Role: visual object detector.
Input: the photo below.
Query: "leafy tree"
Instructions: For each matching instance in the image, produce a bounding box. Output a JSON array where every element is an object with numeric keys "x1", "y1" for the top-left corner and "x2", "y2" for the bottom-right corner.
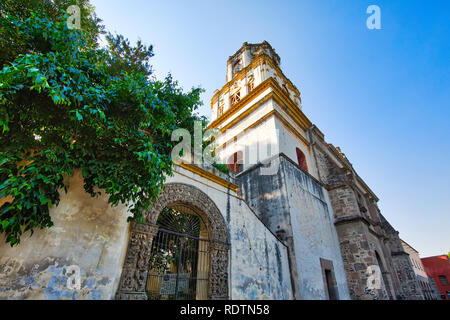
[
  {"x1": 0, "y1": 0, "x2": 103, "y2": 66},
  {"x1": 105, "y1": 33, "x2": 154, "y2": 78},
  {"x1": 0, "y1": 2, "x2": 205, "y2": 245}
]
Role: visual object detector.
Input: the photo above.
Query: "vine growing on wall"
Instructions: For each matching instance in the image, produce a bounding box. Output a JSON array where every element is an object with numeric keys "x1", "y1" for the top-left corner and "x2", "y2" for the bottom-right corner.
[{"x1": 0, "y1": 1, "x2": 206, "y2": 246}]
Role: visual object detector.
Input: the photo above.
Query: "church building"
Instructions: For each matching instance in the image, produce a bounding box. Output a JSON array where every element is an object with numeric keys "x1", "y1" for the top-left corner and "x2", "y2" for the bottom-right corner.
[{"x1": 0, "y1": 42, "x2": 422, "y2": 300}]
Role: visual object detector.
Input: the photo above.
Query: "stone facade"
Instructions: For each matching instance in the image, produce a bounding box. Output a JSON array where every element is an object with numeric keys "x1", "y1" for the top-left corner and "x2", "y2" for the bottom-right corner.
[
  {"x1": 401, "y1": 240, "x2": 435, "y2": 300},
  {"x1": 0, "y1": 41, "x2": 423, "y2": 300},
  {"x1": 309, "y1": 125, "x2": 423, "y2": 300}
]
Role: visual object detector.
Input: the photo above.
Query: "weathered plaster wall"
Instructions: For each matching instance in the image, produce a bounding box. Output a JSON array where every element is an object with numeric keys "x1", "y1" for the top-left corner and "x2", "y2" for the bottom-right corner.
[
  {"x1": 229, "y1": 199, "x2": 293, "y2": 300},
  {"x1": 237, "y1": 154, "x2": 350, "y2": 300},
  {"x1": 236, "y1": 155, "x2": 300, "y2": 298},
  {"x1": 216, "y1": 102, "x2": 278, "y2": 172},
  {"x1": 281, "y1": 157, "x2": 350, "y2": 300},
  {"x1": 0, "y1": 170, "x2": 131, "y2": 300},
  {"x1": 0, "y1": 165, "x2": 293, "y2": 300},
  {"x1": 273, "y1": 106, "x2": 317, "y2": 179},
  {"x1": 167, "y1": 166, "x2": 294, "y2": 300}
]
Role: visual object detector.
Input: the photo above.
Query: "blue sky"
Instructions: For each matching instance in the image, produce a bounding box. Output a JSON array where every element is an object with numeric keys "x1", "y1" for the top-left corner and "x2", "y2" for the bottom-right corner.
[{"x1": 91, "y1": 0, "x2": 449, "y2": 257}]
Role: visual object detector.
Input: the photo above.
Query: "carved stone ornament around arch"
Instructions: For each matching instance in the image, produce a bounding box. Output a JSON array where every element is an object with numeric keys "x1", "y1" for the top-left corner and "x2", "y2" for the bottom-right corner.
[{"x1": 115, "y1": 183, "x2": 230, "y2": 300}]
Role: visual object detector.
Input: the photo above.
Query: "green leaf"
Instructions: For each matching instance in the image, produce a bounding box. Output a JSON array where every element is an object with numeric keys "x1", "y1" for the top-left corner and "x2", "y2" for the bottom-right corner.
[{"x1": 1, "y1": 221, "x2": 9, "y2": 229}]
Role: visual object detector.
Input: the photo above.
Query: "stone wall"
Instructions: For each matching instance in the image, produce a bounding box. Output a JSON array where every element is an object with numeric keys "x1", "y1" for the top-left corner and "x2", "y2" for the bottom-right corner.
[
  {"x1": 381, "y1": 216, "x2": 423, "y2": 299},
  {"x1": 401, "y1": 240, "x2": 434, "y2": 299},
  {"x1": 309, "y1": 125, "x2": 423, "y2": 300},
  {"x1": 312, "y1": 135, "x2": 400, "y2": 299},
  {"x1": 334, "y1": 221, "x2": 388, "y2": 299}
]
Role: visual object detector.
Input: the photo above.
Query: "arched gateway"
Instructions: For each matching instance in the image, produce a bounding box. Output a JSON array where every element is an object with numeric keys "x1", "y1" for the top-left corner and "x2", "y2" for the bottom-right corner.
[{"x1": 116, "y1": 183, "x2": 230, "y2": 300}]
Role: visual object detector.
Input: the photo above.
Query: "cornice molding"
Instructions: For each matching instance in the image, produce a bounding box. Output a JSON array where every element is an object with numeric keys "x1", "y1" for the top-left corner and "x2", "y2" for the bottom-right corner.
[
  {"x1": 213, "y1": 108, "x2": 310, "y2": 153},
  {"x1": 211, "y1": 54, "x2": 302, "y2": 106},
  {"x1": 176, "y1": 163, "x2": 239, "y2": 193},
  {"x1": 391, "y1": 251, "x2": 410, "y2": 257},
  {"x1": 208, "y1": 77, "x2": 272, "y2": 128},
  {"x1": 207, "y1": 77, "x2": 311, "y2": 131},
  {"x1": 213, "y1": 109, "x2": 277, "y2": 152}
]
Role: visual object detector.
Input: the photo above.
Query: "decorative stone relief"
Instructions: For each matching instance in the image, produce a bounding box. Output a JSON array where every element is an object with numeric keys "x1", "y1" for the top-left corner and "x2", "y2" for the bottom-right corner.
[
  {"x1": 115, "y1": 222, "x2": 158, "y2": 300},
  {"x1": 116, "y1": 183, "x2": 230, "y2": 300}
]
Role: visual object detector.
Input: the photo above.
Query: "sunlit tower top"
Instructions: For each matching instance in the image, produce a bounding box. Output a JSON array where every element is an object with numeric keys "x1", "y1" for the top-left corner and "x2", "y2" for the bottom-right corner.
[{"x1": 208, "y1": 41, "x2": 317, "y2": 178}]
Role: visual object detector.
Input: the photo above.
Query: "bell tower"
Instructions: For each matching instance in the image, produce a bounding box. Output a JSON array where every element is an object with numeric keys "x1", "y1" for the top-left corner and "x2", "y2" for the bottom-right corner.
[
  {"x1": 208, "y1": 41, "x2": 317, "y2": 178},
  {"x1": 225, "y1": 41, "x2": 281, "y2": 83}
]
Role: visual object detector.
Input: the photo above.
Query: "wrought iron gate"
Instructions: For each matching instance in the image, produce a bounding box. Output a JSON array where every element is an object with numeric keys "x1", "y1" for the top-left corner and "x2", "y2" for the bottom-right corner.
[{"x1": 146, "y1": 208, "x2": 210, "y2": 300}]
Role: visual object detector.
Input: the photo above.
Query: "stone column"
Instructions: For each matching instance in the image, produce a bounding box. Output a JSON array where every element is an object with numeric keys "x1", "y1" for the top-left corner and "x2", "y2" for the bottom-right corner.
[
  {"x1": 115, "y1": 222, "x2": 159, "y2": 300},
  {"x1": 208, "y1": 241, "x2": 230, "y2": 300}
]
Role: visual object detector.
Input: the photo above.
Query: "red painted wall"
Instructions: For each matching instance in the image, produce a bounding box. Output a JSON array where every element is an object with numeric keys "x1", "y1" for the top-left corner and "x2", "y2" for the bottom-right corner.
[{"x1": 421, "y1": 255, "x2": 450, "y2": 300}]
